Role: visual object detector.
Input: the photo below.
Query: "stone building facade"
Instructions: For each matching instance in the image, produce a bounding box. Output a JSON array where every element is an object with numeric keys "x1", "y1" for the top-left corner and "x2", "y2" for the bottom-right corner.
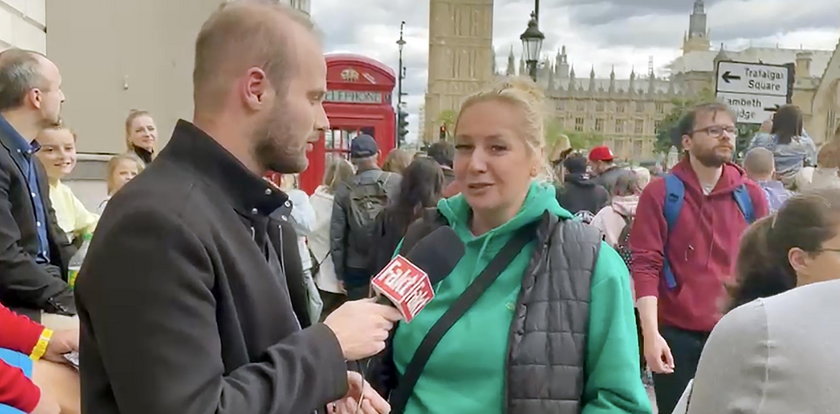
[
  {"x1": 508, "y1": 0, "x2": 839, "y2": 162},
  {"x1": 514, "y1": 46, "x2": 683, "y2": 162},
  {"x1": 422, "y1": 0, "x2": 495, "y2": 143}
]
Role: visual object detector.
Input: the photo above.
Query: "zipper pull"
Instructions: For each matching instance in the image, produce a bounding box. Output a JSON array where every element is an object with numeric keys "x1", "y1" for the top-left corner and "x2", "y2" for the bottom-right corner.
[{"x1": 685, "y1": 245, "x2": 694, "y2": 261}]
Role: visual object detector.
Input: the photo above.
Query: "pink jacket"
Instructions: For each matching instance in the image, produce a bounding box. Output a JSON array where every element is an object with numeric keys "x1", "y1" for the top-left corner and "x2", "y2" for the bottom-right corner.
[{"x1": 591, "y1": 195, "x2": 639, "y2": 247}]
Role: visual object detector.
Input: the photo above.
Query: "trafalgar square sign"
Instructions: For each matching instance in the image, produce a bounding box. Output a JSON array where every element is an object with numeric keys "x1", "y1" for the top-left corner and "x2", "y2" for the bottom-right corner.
[{"x1": 715, "y1": 61, "x2": 794, "y2": 124}]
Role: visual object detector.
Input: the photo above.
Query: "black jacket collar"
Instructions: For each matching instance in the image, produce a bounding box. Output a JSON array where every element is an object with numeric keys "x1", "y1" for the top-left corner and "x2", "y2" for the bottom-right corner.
[{"x1": 160, "y1": 120, "x2": 288, "y2": 217}]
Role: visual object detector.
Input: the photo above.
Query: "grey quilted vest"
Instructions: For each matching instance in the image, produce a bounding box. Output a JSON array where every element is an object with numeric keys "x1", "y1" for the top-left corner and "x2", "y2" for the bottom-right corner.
[
  {"x1": 505, "y1": 212, "x2": 601, "y2": 414},
  {"x1": 394, "y1": 210, "x2": 601, "y2": 414}
]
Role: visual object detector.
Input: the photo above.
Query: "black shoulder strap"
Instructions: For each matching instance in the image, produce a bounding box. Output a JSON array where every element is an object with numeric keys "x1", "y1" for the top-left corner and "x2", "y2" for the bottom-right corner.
[{"x1": 389, "y1": 222, "x2": 537, "y2": 413}]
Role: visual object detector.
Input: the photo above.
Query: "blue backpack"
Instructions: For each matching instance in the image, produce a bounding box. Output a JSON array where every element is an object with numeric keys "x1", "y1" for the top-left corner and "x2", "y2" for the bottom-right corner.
[{"x1": 661, "y1": 174, "x2": 756, "y2": 290}]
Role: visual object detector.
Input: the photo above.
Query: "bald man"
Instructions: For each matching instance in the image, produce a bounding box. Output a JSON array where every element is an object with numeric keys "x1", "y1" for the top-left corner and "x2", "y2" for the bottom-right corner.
[{"x1": 75, "y1": 2, "x2": 399, "y2": 413}]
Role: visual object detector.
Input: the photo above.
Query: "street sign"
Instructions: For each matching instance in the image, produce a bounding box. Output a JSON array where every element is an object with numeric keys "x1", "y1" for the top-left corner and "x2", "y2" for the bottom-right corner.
[
  {"x1": 716, "y1": 61, "x2": 789, "y2": 96},
  {"x1": 715, "y1": 60, "x2": 794, "y2": 124},
  {"x1": 717, "y1": 92, "x2": 787, "y2": 124}
]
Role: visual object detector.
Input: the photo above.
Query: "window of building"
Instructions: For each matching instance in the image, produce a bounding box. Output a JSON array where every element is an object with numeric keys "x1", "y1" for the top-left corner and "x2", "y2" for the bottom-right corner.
[
  {"x1": 654, "y1": 120, "x2": 663, "y2": 133},
  {"x1": 595, "y1": 118, "x2": 604, "y2": 132},
  {"x1": 575, "y1": 117, "x2": 584, "y2": 132},
  {"x1": 636, "y1": 102, "x2": 645, "y2": 112},
  {"x1": 596, "y1": 101, "x2": 605, "y2": 112},
  {"x1": 615, "y1": 139, "x2": 625, "y2": 156},
  {"x1": 615, "y1": 119, "x2": 624, "y2": 134},
  {"x1": 635, "y1": 119, "x2": 644, "y2": 134},
  {"x1": 633, "y1": 140, "x2": 643, "y2": 157},
  {"x1": 556, "y1": 101, "x2": 566, "y2": 112},
  {"x1": 576, "y1": 101, "x2": 585, "y2": 112},
  {"x1": 617, "y1": 102, "x2": 625, "y2": 113},
  {"x1": 656, "y1": 102, "x2": 664, "y2": 114}
]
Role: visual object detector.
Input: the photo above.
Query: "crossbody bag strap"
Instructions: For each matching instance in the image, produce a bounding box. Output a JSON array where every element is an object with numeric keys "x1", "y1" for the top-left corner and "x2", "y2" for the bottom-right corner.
[{"x1": 389, "y1": 222, "x2": 537, "y2": 413}]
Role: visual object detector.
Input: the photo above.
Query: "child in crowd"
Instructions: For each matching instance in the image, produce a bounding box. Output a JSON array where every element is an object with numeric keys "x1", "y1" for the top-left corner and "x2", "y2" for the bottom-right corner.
[
  {"x1": 35, "y1": 126, "x2": 98, "y2": 243},
  {"x1": 97, "y1": 154, "x2": 144, "y2": 214},
  {"x1": 743, "y1": 147, "x2": 792, "y2": 212}
]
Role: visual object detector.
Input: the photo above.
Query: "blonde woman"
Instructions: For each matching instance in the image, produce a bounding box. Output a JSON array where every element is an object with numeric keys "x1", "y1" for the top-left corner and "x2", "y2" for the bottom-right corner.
[
  {"x1": 373, "y1": 78, "x2": 649, "y2": 413},
  {"x1": 97, "y1": 154, "x2": 144, "y2": 215},
  {"x1": 309, "y1": 157, "x2": 355, "y2": 317},
  {"x1": 276, "y1": 174, "x2": 322, "y2": 324},
  {"x1": 382, "y1": 148, "x2": 412, "y2": 175},
  {"x1": 124, "y1": 110, "x2": 157, "y2": 165}
]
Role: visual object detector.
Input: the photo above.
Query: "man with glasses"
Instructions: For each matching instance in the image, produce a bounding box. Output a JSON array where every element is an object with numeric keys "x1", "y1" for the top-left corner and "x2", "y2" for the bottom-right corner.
[{"x1": 629, "y1": 102, "x2": 770, "y2": 414}]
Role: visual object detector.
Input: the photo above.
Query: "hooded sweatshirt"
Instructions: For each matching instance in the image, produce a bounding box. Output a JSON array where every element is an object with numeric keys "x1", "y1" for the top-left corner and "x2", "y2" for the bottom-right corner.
[
  {"x1": 556, "y1": 172, "x2": 609, "y2": 219},
  {"x1": 591, "y1": 195, "x2": 639, "y2": 247},
  {"x1": 392, "y1": 181, "x2": 650, "y2": 414},
  {"x1": 630, "y1": 159, "x2": 769, "y2": 332}
]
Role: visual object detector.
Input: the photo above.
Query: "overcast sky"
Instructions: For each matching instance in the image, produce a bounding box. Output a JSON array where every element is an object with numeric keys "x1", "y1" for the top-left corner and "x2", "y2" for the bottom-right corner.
[{"x1": 311, "y1": 0, "x2": 840, "y2": 143}]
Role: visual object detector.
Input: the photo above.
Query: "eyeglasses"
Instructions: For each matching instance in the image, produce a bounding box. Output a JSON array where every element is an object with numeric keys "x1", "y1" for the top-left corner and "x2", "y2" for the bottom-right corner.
[
  {"x1": 818, "y1": 248, "x2": 840, "y2": 254},
  {"x1": 691, "y1": 126, "x2": 737, "y2": 137}
]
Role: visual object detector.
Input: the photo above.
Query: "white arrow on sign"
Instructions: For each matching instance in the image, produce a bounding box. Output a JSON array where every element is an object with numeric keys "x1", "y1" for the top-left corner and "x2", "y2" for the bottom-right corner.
[
  {"x1": 716, "y1": 61, "x2": 789, "y2": 97},
  {"x1": 716, "y1": 92, "x2": 787, "y2": 124}
]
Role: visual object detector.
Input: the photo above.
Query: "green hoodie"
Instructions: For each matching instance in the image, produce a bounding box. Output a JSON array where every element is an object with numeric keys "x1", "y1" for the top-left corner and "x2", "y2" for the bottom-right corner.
[{"x1": 392, "y1": 181, "x2": 650, "y2": 414}]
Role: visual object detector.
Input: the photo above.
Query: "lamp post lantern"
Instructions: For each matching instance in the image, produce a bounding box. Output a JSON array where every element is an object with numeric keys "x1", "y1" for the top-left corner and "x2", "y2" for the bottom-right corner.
[{"x1": 519, "y1": 10, "x2": 544, "y2": 82}]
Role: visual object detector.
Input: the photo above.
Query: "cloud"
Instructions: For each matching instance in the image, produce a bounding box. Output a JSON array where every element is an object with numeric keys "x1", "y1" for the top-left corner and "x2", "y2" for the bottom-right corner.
[{"x1": 312, "y1": 0, "x2": 839, "y2": 144}]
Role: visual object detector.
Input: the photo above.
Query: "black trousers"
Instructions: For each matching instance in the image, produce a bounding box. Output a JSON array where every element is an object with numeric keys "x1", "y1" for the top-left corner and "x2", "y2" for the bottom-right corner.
[{"x1": 653, "y1": 325, "x2": 709, "y2": 414}]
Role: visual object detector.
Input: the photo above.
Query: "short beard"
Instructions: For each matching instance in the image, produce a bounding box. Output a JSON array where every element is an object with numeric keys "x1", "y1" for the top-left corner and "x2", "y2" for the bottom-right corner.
[
  {"x1": 252, "y1": 109, "x2": 308, "y2": 174},
  {"x1": 693, "y1": 148, "x2": 731, "y2": 168}
]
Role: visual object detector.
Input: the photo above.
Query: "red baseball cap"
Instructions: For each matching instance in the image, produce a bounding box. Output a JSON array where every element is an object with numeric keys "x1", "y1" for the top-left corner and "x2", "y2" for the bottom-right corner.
[{"x1": 588, "y1": 145, "x2": 615, "y2": 162}]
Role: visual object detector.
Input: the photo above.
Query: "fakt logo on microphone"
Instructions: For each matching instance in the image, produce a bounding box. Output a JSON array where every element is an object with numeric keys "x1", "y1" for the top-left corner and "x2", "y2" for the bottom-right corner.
[{"x1": 371, "y1": 255, "x2": 435, "y2": 322}]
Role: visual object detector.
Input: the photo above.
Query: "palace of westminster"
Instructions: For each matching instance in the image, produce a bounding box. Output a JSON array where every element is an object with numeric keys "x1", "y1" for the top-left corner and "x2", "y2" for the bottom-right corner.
[{"x1": 422, "y1": 0, "x2": 840, "y2": 163}]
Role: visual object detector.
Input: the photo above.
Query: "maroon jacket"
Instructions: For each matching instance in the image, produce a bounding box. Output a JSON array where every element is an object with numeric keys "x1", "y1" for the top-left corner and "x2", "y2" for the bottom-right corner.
[{"x1": 630, "y1": 160, "x2": 769, "y2": 332}]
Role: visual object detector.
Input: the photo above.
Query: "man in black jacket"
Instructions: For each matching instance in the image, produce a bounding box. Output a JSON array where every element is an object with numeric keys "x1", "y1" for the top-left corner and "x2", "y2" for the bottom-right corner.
[
  {"x1": 75, "y1": 3, "x2": 400, "y2": 414},
  {"x1": 0, "y1": 48, "x2": 76, "y2": 323},
  {"x1": 556, "y1": 154, "x2": 609, "y2": 223}
]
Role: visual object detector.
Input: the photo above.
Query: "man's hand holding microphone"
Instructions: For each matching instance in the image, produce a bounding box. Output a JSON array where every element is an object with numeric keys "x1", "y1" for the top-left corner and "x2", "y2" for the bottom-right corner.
[
  {"x1": 324, "y1": 299, "x2": 402, "y2": 361},
  {"x1": 321, "y1": 227, "x2": 466, "y2": 414}
]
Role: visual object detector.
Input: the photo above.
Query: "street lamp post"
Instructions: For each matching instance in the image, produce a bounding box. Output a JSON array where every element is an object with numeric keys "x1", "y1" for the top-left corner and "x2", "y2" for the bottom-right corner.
[
  {"x1": 396, "y1": 21, "x2": 406, "y2": 147},
  {"x1": 519, "y1": 10, "x2": 544, "y2": 82}
]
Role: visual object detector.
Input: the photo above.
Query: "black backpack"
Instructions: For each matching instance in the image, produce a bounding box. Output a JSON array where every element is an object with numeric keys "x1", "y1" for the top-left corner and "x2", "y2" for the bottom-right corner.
[
  {"x1": 347, "y1": 172, "x2": 394, "y2": 245},
  {"x1": 614, "y1": 213, "x2": 634, "y2": 267}
]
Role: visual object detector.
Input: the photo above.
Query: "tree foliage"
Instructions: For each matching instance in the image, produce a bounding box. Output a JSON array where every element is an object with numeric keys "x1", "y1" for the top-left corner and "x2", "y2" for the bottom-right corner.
[
  {"x1": 436, "y1": 109, "x2": 457, "y2": 140},
  {"x1": 545, "y1": 117, "x2": 604, "y2": 151},
  {"x1": 654, "y1": 88, "x2": 716, "y2": 155}
]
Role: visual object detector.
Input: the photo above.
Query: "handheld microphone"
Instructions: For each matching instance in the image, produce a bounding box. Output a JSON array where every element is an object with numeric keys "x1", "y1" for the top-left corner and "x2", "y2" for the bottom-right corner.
[{"x1": 370, "y1": 226, "x2": 465, "y2": 322}]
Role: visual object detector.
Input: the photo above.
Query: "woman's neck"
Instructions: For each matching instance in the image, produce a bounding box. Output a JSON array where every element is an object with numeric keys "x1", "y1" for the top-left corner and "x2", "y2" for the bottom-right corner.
[{"x1": 48, "y1": 176, "x2": 61, "y2": 186}]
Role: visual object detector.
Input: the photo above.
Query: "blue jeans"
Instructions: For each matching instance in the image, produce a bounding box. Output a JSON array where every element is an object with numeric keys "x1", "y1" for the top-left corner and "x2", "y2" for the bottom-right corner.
[{"x1": 0, "y1": 348, "x2": 32, "y2": 414}]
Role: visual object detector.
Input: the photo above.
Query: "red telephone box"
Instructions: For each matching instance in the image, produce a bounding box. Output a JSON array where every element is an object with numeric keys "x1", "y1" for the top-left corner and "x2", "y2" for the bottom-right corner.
[{"x1": 300, "y1": 54, "x2": 396, "y2": 194}]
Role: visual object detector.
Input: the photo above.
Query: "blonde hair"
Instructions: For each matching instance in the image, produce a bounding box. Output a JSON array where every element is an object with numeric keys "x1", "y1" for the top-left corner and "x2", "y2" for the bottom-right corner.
[
  {"x1": 38, "y1": 125, "x2": 78, "y2": 143},
  {"x1": 455, "y1": 77, "x2": 553, "y2": 180},
  {"x1": 323, "y1": 156, "x2": 354, "y2": 194},
  {"x1": 383, "y1": 148, "x2": 412, "y2": 174},
  {"x1": 125, "y1": 109, "x2": 153, "y2": 151},
  {"x1": 106, "y1": 153, "x2": 144, "y2": 195}
]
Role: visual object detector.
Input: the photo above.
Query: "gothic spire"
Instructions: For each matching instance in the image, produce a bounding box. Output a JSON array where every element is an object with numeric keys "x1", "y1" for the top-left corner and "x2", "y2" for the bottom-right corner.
[
  {"x1": 608, "y1": 65, "x2": 616, "y2": 94},
  {"x1": 506, "y1": 45, "x2": 516, "y2": 76},
  {"x1": 588, "y1": 65, "x2": 595, "y2": 91}
]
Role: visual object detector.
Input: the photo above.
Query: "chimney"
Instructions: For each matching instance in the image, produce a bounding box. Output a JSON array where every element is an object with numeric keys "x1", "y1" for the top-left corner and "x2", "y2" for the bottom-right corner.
[{"x1": 795, "y1": 51, "x2": 812, "y2": 79}]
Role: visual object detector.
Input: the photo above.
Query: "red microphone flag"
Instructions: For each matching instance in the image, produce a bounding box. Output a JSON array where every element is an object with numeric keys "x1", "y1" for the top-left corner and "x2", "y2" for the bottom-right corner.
[{"x1": 370, "y1": 255, "x2": 435, "y2": 323}]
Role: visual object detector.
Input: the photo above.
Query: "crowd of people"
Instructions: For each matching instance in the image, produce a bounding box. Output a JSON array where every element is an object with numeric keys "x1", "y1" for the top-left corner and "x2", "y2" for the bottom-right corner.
[{"x1": 1, "y1": 1, "x2": 840, "y2": 414}]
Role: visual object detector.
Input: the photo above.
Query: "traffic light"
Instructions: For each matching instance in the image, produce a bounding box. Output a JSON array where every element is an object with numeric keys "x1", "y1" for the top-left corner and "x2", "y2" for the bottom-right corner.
[{"x1": 398, "y1": 108, "x2": 409, "y2": 146}]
